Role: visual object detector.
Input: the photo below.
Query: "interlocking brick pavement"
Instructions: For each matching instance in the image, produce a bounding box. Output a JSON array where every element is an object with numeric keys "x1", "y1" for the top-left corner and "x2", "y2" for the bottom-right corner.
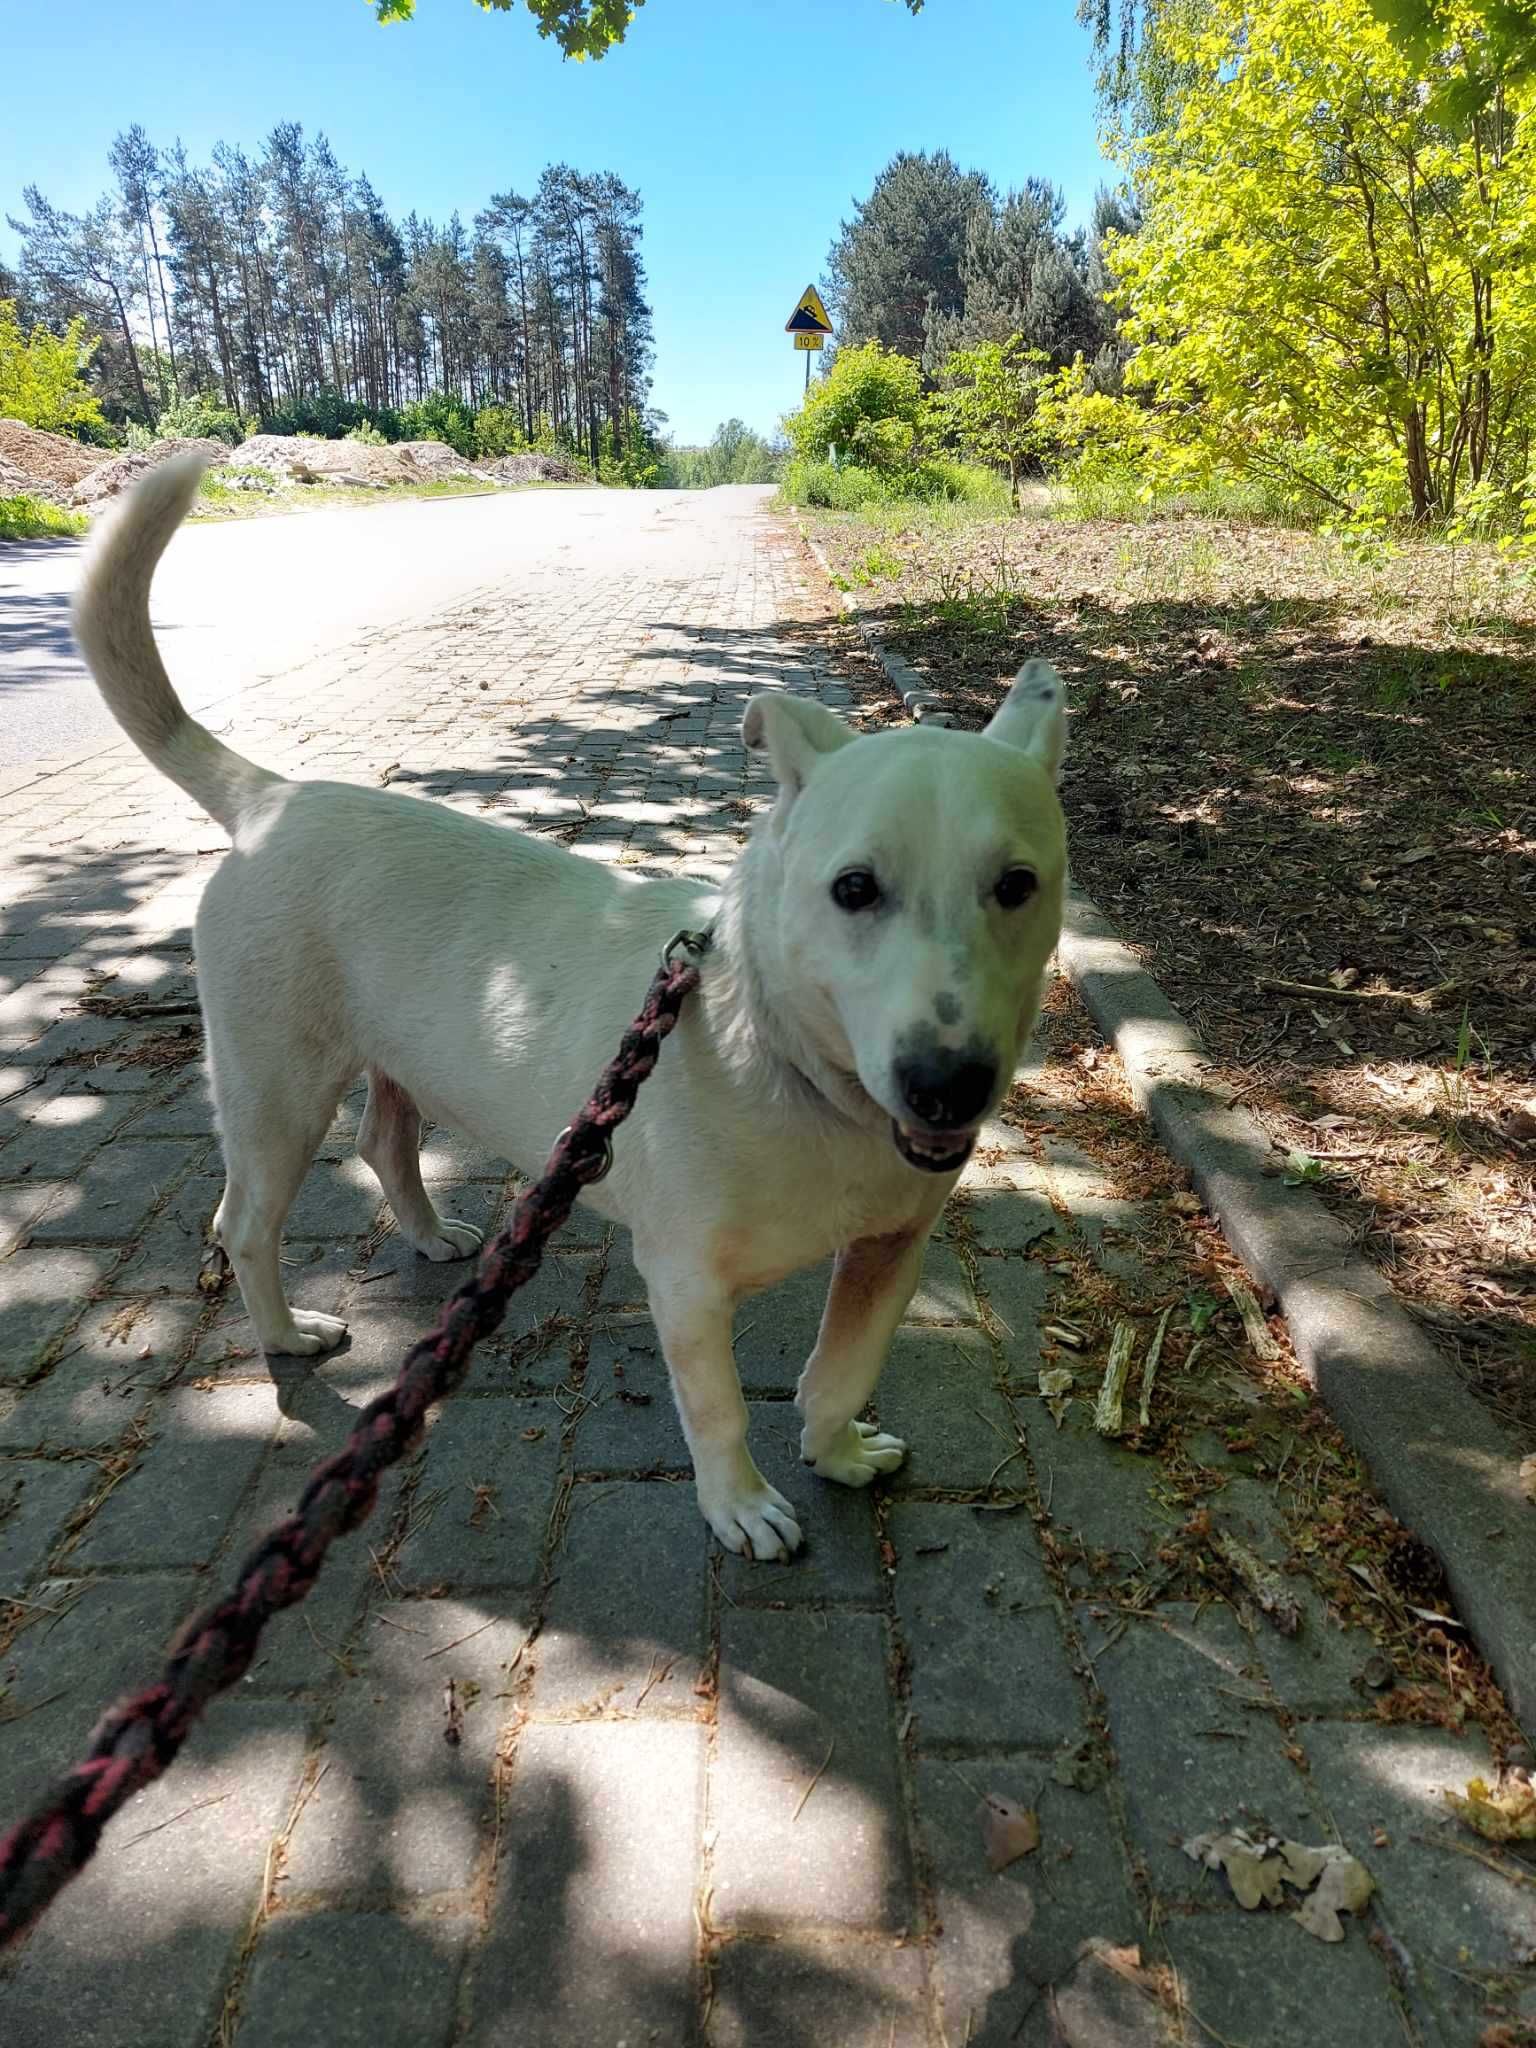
[{"x1": 0, "y1": 488, "x2": 1528, "y2": 2046}]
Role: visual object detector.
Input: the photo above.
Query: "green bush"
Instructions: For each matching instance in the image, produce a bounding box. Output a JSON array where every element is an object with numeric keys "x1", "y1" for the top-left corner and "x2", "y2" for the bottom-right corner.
[
  {"x1": 473, "y1": 403, "x2": 526, "y2": 458},
  {"x1": 262, "y1": 390, "x2": 403, "y2": 442},
  {"x1": 152, "y1": 392, "x2": 245, "y2": 446},
  {"x1": 907, "y1": 459, "x2": 1014, "y2": 511},
  {"x1": 344, "y1": 420, "x2": 389, "y2": 447},
  {"x1": 780, "y1": 455, "x2": 1010, "y2": 514},
  {"x1": 784, "y1": 342, "x2": 922, "y2": 470},
  {"x1": 397, "y1": 391, "x2": 477, "y2": 458},
  {"x1": 0, "y1": 494, "x2": 88, "y2": 540},
  {"x1": 780, "y1": 458, "x2": 886, "y2": 509}
]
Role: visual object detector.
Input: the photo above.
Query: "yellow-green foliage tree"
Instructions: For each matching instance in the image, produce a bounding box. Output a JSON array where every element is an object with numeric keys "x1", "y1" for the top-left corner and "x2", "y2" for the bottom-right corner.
[
  {"x1": 1110, "y1": 0, "x2": 1536, "y2": 526},
  {"x1": 0, "y1": 301, "x2": 105, "y2": 437},
  {"x1": 924, "y1": 336, "x2": 1049, "y2": 505}
]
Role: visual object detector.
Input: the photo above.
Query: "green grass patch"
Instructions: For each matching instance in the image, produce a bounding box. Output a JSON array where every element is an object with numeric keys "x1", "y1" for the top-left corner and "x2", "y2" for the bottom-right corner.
[
  {"x1": 777, "y1": 456, "x2": 1013, "y2": 523},
  {"x1": 0, "y1": 495, "x2": 88, "y2": 541}
]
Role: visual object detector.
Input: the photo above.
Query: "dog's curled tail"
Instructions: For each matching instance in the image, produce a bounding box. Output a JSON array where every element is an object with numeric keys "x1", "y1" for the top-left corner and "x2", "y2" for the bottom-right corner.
[{"x1": 72, "y1": 454, "x2": 280, "y2": 832}]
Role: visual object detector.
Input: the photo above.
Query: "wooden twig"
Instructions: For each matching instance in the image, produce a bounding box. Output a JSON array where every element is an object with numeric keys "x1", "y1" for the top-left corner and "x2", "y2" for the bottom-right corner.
[
  {"x1": 1257, "y1": 976, "x2": 1422, "y2": 1005},
  {"x1": 1139, "y1": 1305, "x2": 1174, "y2": 1429},
  {"x1": 1094, "y1": 1322, "x2": 1137, "y2": 1436},
  {"x1": 1212, "y1": 1530, "x2": 1301, "y2": 1635},
  {"x1": 793, "y1": 1737, "x2": 836, "y2": 1821},
  {"x1": 423, "y1": 1616, "x2": 496, "y2": 1662},
  {"x1": 1221, "y1": 1275, "x2": 1280, "y2": 1361}
]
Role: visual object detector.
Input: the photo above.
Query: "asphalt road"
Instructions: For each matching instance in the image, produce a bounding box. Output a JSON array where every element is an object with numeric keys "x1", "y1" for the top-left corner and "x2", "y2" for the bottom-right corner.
[{"x1": 0, "y1": 485, "x2": 759, "y2": 775}]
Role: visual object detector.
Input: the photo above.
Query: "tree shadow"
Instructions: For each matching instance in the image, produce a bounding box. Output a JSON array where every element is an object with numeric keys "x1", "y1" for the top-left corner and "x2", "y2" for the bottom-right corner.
[{"x1": 0, "y1": 575, "x2": 82, "y2": 695}]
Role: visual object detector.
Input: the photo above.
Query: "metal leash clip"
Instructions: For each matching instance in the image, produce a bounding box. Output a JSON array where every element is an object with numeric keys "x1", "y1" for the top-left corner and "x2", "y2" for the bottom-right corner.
[
  {"x1": 554, "y1": 1124, "x2": 614, "y2": 1184},
  {"x1": 661, "y1": 926, "x2": 714, "y2": 970}
]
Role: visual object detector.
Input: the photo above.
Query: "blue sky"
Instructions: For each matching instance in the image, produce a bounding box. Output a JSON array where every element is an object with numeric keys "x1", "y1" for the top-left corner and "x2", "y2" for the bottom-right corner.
[{"x1": 1, "y1": 0, "x2": 1116, "y2": 445}]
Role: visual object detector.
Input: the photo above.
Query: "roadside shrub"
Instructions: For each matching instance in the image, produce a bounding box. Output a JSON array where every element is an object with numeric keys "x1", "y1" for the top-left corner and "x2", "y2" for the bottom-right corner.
[
  {"x1": 262, "y1": 390, "x2": 402, "y2": 442},
  {"x1": 0, "y1": 494, "x2": 88, "y2": 540},
  {"x1": 150, "y1": 392, "x2": 245, "y2": 446},
  {"x1": 780, "y1": 458, "x2": 887, "y2": 510},
  {"x1": 473, "y1": 403, "x2": 526, "y2": 459},
  {"x1": 784, "y1": 342, "x2": 922, "y2": 470},
  {"x1": 344, "y1": 420, "x2": 389, "y2": 447},
  {"x1": 781, "y1": 455, "x2": 1010, "y2": 514},
  {"x1": 398, "y1": 391, "x2": 477, "y2": 458}
]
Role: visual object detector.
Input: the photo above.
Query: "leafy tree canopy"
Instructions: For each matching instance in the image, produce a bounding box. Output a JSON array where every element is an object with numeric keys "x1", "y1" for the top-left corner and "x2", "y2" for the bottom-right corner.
[
  {"x1": 1108, "y1": 0, "x2": 1536, "y2": 526},
  {"x1": 0, "y1": 299, "x2": 104, "y2": 436},
  {"x1": 370, "y1": 0, "x2": 923, "y2": 59}
]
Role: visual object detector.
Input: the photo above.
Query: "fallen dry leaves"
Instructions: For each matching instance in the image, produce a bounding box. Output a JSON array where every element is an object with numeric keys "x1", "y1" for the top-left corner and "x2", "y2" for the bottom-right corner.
[
  {"x1": 1445, "y1": 1775, "x2": 1536, "y2": 1843},
  {"x1": 979, "y1": 1792, "x2": 1041, "y2": 1872},
  {"x1": 1184, "y1": 1827, "x2": 1376, "y2": 1941}
]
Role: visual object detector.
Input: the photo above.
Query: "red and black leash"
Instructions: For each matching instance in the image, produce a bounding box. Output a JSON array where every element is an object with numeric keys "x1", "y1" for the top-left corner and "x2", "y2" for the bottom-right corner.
[{"x1": 0, "y1": 930, "x2": 710, "y2": 1950}]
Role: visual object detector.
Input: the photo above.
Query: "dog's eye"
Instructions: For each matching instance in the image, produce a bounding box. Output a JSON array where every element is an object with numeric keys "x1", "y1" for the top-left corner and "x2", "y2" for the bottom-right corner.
[
  {"x1": 831, "y1": 869, "x2": 881, "y2": 913},
  {"x1": 994, "y1": 866, "x2": 1038, "y2": 909}
]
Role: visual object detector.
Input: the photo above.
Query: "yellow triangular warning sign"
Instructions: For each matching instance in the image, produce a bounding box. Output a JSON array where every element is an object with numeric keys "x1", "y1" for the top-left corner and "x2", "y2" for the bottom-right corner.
[{"x1": 785, "y1": 283, "x2": 833, "y2": 335}]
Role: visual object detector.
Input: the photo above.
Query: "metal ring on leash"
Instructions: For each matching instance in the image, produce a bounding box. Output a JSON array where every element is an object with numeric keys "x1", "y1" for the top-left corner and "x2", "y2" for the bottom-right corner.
[
  {"x1": 662, "y1": 925, "x2": 714, "y2": 969},
  {"x1": 554, "y1": 1123, "x2": 614, "y2": 1184}
]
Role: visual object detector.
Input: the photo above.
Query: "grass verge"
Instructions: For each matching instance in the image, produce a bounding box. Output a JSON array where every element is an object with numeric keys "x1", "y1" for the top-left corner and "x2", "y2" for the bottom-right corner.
[{"x1": 0, "y1": 494, "x2": 89, "y2": 541}]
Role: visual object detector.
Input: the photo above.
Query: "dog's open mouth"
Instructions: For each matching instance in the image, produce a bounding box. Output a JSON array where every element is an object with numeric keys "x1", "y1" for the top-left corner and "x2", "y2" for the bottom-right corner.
[{"x1": 892, "y1": 1122, "x2": 977, "y2": 1175}]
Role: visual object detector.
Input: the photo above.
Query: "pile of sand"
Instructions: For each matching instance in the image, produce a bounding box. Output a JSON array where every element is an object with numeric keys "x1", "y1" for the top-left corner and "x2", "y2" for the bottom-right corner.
[
  {"x1": 1, "y1": 451, "x2": 67, "y2": 504},
  {"x1": 229, "y1": 433, "x2": 490, "y2": 488},
  {"x1": 0, "y1": 418, "x2": 108, "y2": 498},
  {"x1": 68, "y1": 438, "x2": 230, "y2": 508}
]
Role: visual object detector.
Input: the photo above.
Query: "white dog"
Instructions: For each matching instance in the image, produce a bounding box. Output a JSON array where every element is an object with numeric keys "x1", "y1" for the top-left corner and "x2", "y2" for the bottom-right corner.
[{"x1": 73, "y1": 458, "x2": 1068, "y2": 1559}]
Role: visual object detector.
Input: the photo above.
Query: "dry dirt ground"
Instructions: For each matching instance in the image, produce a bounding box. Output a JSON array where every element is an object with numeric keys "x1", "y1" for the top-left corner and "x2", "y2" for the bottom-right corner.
[{"x1": 802, "y1": 508, "x2": 1536, "y2": 1453}]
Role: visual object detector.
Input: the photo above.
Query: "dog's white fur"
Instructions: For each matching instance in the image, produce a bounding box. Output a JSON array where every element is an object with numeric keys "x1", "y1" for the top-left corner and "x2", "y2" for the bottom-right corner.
[{"x1": 73, "y1": 457, "x2": 1068, "y2": 1558}]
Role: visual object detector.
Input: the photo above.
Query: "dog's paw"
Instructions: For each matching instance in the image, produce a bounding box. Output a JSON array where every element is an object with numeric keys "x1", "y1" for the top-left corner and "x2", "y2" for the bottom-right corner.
[
  {"x1": 698, "y1": 1471, "x2": 804, "y2": 1561},
  {"x1": 263, "y1": 1310, "x2": 349, "y2": 1358},
  {"x1": 416, "y1": 1217, "x2": 484, "y2": 1263},
  {"x1": 806, "y1": 1418, "x2": 907, "y2": 1488}
]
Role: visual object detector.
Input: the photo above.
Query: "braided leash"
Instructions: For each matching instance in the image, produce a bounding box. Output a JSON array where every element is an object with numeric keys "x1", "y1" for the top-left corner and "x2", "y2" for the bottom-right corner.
[{"x1": 0, "y1": 929, "x2": 711, "y2": 1950}]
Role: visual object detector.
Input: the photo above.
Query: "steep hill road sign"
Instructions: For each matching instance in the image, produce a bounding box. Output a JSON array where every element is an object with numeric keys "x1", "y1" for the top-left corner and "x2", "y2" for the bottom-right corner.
[{"x1": 785, "y1": 284, "x2": 834, "y2": 335}]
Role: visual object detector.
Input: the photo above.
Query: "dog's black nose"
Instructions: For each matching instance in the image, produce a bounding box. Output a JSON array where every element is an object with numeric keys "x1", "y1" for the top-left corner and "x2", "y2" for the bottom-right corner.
[{"x1": 896, "y1": 1052, "x2": 996, "y2": 1131}]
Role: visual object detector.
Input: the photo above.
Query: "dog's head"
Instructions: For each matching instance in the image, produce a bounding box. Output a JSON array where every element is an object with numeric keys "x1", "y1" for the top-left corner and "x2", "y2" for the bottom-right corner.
[{"x1": 742, "y1": 661, "x2": 1068, "y2": 1175}]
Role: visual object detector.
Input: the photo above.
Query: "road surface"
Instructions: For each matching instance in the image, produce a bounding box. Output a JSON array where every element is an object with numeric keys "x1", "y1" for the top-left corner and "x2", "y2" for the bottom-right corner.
[{"x1": 0, "y1": 485, "x2": 762, "y2": 772}]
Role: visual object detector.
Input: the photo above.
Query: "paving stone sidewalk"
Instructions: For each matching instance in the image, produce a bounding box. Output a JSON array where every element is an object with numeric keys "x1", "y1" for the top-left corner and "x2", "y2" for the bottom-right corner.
[{"x1": 1, "y1": 490, "x2": 1531, "y2": 2047}]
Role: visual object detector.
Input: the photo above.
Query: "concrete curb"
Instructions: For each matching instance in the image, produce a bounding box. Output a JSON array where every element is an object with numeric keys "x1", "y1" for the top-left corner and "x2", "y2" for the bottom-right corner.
[
  {"x1": 798, "y1": 524, "x2": 959, "y2": 726},
  {"x1": 801, "y1": 521, "x2": 1536, "y2": 1735}
]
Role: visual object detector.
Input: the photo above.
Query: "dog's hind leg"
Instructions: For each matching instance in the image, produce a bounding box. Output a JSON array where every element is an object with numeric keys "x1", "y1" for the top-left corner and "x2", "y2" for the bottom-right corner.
[
  {"x1": 357, "y1": 1070, "x2": 484, "y2": 1263},
  {"x1": 210, "y1": 1058, "x2": 352, "y2": 1359},
  {"x1": 796, "y1": 1222, "x2": 931, "y2": 1486},
  {"x1": 639, "y1": 1259, "x2": 803, "y2": 1560}
]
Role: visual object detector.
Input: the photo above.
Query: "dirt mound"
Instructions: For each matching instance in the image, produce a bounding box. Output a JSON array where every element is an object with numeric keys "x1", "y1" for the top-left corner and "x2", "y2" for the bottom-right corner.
[
  {"x1": 0, "y1": 418, "x2": 108, "y2": 494},
  {"x1": 229, "y1": 433, "x2": 490, "y2": 488},
  {"x1": 392, "y1": 439, "x2": 488, "y2": 483},
  {"x1": 0, "y1": 451, "x2": 71, "y2": 505},
  {"x1": 482, "y1": 451, "x2": 589, "y2": 485},
  {"x1": 68, "y1": 438, "x2": 229, "y2": 508}
]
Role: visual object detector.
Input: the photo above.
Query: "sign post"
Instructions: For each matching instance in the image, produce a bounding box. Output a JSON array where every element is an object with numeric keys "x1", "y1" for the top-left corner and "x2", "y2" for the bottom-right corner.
[{"x1": 785, "y1": 283, "x2": 834, "y2": 394}]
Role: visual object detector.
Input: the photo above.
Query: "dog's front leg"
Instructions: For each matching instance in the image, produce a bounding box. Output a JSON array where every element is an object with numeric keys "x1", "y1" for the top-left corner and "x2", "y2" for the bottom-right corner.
[
  {"x1": 797, "y1": 1222, "x2": 933, "y2": 1487},
  {"x1": 642, "y1": 1268, "x2": 803, "y2": 1560}
]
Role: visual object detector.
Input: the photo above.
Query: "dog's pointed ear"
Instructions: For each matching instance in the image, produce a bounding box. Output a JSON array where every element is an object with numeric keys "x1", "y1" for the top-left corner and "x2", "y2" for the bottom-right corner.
[
  {"x1": 983, "y1": 659, "x2": 1067, "y2": 782},
  {"x1": 743, "y1": 693, "x2": 853, "y2": 806}
]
